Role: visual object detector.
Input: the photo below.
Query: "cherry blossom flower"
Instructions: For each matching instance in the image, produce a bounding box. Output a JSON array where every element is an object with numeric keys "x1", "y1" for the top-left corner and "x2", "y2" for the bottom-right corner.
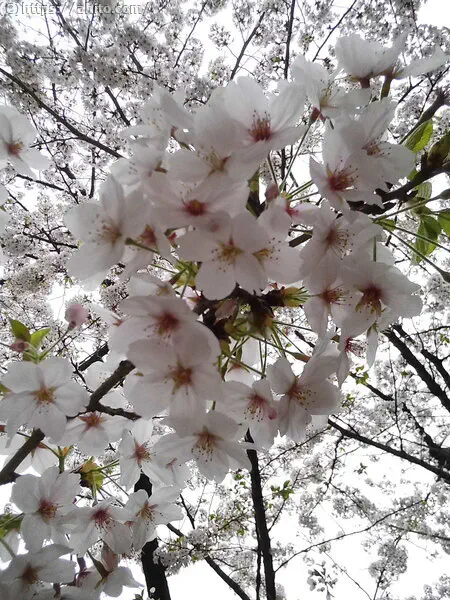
[
  {"x1": 125, "y1": 487, "x2": 182, "y2": 550},
  {"x1": 267, "y1": 355, "x2": 340, "y2": 442},
  {"x1": 336, "y1": 34, "x2": 448, "y2": 83},
  {"x1": 340, "y1": 258, "x2": 422, "y2": 337},
  {"x1": 309, "y1": 128, "x2": 381, "y2": 211},
  {"x1": 178, "y1": 212, "x2": 269, "y2": 299},
  {"x1": 154, "y1": 411, "x2": 252, "y2": 483},
  {"x1": 337, "y1": 99, "x2": 415, "y2": 189},
  {"x1": 11, "y1": 466, "x2": 81, "y2": 551},
  {"x1": 298, "y1": 201, "x2": 382, "y2": 279},
  {"x1": 110, "y1": 294, "x2": 219, "y2": 358},
  {"x1": 222, "y1": 77, "x2": 305, "y2": 178},
  {"x1": 67, "y1": 499, "x2": 133, "y2": 555},
  {"x1": 65, "y1": 303, "x2": 89, "y2": 330},
  {"x1": 0, "y1": 106, "x2": 50, "y2": 177},
  {"x1": 60, "y1": 411, "x2": 127, "y2": 456},
  {"x1": 65, "y1": 176, "x2": 149, "y2": 281},
  {"x1": 0, "y1": 545, "x2": 76, "y2": 600},
  {"x1": 127, "y1": 334, "x2": 222, "y2": 418},
  {"x1": 222, "y1": 379, "x2": 278, "y2": 448},
  {"x1": 148, "y1": 171, "x2": 248, "y2": 228},
  {"x1": 292, "y1": 54, "x2": 370, "y2": 120},
  {"x1": 109, "y1": 141, "x2": 163, "y2": 188},
  {"x1": 0, "y1": 358, "x2": 89, "y2": 440},
  {"x1": 167, "y1": 100, "x2": 242, "y2": 182},
  {"x1": 79, "y1": 545, "x2": 141, "y2": 598},
  {"x1": 118, "y1": 419, "x2": 180, "y2": 489}
]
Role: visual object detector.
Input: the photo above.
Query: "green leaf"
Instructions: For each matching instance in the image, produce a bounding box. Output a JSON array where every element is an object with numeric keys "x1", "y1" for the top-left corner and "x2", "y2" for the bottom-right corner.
[
  {"x1": 412, "y1": 215, "x2": 441, "y2": 263},
  {"x1": 438, "y1": 210, "x2": 450, "y2": 237},
  {"x1": 414, "y1": 181, "x2": 432, "y2": 201},
  {"x1": 378, "y1": 218, "x2": 396, "y2": 231},
  {"x1": 30, "y1": 327, "x2": 51, "y2": 349},
  {"x1": 9, "y1": 319, "x2": 30, "y2": 342},
  {"x1": 404, "y1": 119, "x2": 433, "y2": 153}
]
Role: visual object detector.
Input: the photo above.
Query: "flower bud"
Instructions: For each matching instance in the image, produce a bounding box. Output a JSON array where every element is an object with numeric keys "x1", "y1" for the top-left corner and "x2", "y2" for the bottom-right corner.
[
  {"x1": 65, "y1": 303, "x2": 89, "y2": 330},
  {"x1": 10, "y1": 340, "x2": 28, "y2": 353}
]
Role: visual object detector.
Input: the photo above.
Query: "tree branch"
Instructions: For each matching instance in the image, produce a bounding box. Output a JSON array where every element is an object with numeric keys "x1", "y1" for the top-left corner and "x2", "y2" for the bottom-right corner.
[
  {"x1": 0, "y1": 67, "x2": 123, "y2": 159},
  {"x1": 328, "y1": 417, "x2": 450, "y2": 484},
  {"x1": 167, "y1": 523, "x2": 252, "y2": 600},
  {"x1": 0, "y1": 429, "x2": 45, "y2": 485},
  {"x1": 246, "y1": 432, "x2": 277, "y2": 600}
]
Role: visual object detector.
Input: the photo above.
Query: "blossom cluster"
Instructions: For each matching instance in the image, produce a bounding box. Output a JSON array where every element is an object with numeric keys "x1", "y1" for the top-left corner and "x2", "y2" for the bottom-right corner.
[{"x1": 0, "y1": 33, "x2": 447, "y2": 597}]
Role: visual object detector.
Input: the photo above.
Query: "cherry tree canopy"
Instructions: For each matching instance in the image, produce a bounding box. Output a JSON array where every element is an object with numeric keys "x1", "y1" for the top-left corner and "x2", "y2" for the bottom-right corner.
[{"x1": 0, "y1": 1, "x2": 449, "y2": 599}]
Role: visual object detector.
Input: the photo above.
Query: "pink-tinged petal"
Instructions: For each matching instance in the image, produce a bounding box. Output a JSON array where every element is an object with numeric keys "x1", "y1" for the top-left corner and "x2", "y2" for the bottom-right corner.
[
  {"x1": 232, "y1": 213, "x2": 268, "y2": 252},
  {"x1": 132, "y1": 516, "x2": 154, "y2": 550},
  {"x1": 22, "y1": 513, "x2": 49, "y2": 552},
  {"x1": 196, "y1": 259, "x2": 236, "y2": 300},
  {"x1": 2, "y1": 362, "x2": 40, "y2": 393},
  {"x1": 120, "y1": 458, "x2": 141, "y2": 490},
  {"x1": 54, "y1": 382, "x2": 89, "y2": 415},
  {"x1": 29, "y1": 404, "x2": 67, "y2": 441},
  {"x1": 102, "y1": 521, "x2": 132, "y2": 555},
  {"x1": 177, "y1": 231, "x2": 217, "y2": 262},
  {"x1": 11, "y1": 474, "x2": 40, "y2": 512},
  {"x1": 304, "y1": 297, "x2": 329, "y2": 336},
  {"x1": 267, "y1": 358, "x2": 296, "y2": 394},
  {"x1": 33, "y1": 543, "x2": 73, "y2": 566},
  {"x1": 39, "y1": 558, "x2": 76, "y2": 583},
  {"x1": 234, "y1": 253, "x2": 267, "y2": 294},
  {"x1": 40, "y1": 358, "x2": 72, "y2": 388}
]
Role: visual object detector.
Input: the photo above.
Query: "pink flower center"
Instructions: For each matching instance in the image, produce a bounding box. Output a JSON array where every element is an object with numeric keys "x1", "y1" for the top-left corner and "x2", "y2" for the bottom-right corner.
[
  {"x1": 138, "y1": 502, "x2": 154, "y2": 520},
  {"x1": 184, "y1": 199, "x2": 206, "y2": 216},
  {"x1": 34, "y1": 387, "x2": 55, "y2": 405},
  {"x1": 100, "y1": 223, "x2": 121, "y2": 244},
  {"x1": 140, "y1": 226, "x2": 157, "y2": 247},
  {"x1": 156, "y1": 312, "x2": 179, "y2": 336},
  {"x1": 357, "y1": 285, "x2": 382, "y2": 315},
  {"x1": 319, "y1": 287, "x2": 345, "y2": 306},
  {"x1": 287, "y1": 380, "x2": 313, "y2": 409},
  {"x1": 133, "y1": 441, "x2": 152, "y2": 464},
  {"x1": 195, "y1": 429, "x2": 217, "y2": 458},
  {"x1": 170, "y1": 364, "x2": 192, "y2": 390},
  {"x1": 94, "y1": 508, "x2": 111, "y2": 528},
  {"x1": 22, "y1": 565, "x2": 39, "y2": 585},
  {"x1": 248, "y1": 393, "x2": 277, "y2": 421},
  {"x1": 327, "y1": 167, "x2": 356, "y2": 191},
  {"x1": 38, "y1": 499, "x2": 58, "y2": 521},
  {"x1": 216, "y1": 241, "x2": 243, "y2": 265},
  {"x1": 7, "y1": 141, "x2": 23, "y2": 156},
  {"x1": 249, "y1": 113, "x2": 272, "y2": 142},
  {"x1": 79, "y1": 412, "x2": 103, "y2": 429}
]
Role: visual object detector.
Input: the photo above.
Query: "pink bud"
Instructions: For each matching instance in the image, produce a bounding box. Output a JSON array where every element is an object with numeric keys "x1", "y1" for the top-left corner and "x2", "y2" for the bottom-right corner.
[
  {"x1": 10, "y1": 340, "x2": 28, "y2": 353},
  {"x1": 65, "y1": 303, "x2": 89, "y2": 330}
]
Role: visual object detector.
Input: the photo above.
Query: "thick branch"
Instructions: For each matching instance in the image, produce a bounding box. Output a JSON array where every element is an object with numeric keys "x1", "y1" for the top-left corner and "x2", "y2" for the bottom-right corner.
[
  {"x1": 0, "y1": 429, "x2": 45, "y2": 485},
  {"x1": 0, "y1": 360, "x2": 136, "y2": 485},
  {"x1": 328, "y1": 418, "x2": 450, "y2": 484},
  {"x1": 246, "y1": 433, "x2": 277, "y2": 600},
  {"x1": 87, "y1": 360, "x2": 135, "y2": 411},
  {"x1": 136, "y1": 474, "x2": 172, "y2": 600}
]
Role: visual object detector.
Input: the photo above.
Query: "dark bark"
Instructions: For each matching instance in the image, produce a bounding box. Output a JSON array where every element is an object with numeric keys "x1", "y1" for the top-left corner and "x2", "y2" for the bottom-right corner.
[
  {"x1": 135, "y1": 474, "x2": 172, "y2": 600},
  {"x1": 246, "y1": 432, "x2": 277, "y2": 600}
]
